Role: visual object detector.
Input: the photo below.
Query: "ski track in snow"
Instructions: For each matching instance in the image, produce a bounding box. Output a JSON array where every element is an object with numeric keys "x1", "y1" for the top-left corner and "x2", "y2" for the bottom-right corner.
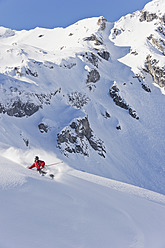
[{"x1": 1, "y1": 146, "x2": 165, "y2": 205}]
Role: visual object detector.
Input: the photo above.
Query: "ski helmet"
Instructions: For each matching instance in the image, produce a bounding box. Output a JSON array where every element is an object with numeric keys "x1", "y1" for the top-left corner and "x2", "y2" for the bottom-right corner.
[{"x1": 35, "y1": 156, "x2": 39, "y2": 161}]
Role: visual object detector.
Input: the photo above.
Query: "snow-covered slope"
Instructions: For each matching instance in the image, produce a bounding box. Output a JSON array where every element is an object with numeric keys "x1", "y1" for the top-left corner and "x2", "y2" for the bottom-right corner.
[
  {"x1": 1, "y1": 1, "x2": 165, "y2": 247},
  {"x1": 0, "y1": 155, "x2": 165, "y2": 248},
  {"x1": 109, "y1": 0, "x2": 165, "y2": 80},
  {"x1": 0, "y1": 0, "x2": 165, "y2": 196}
]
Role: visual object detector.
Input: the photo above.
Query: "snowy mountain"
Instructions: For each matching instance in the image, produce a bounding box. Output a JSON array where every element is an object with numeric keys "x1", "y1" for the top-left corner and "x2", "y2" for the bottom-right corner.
[
  {"x1": 0, "y1": 0, "x2": 165, "y2": 195},
  {"x1": 1, "y1": 0, "x2": 165, "y2": 247}
]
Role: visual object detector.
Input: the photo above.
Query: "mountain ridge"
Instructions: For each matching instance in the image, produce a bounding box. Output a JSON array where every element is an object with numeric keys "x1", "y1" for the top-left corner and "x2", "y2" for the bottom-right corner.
[{"x1": 0, "y1": 0, "x2": 165, "y2": 194}]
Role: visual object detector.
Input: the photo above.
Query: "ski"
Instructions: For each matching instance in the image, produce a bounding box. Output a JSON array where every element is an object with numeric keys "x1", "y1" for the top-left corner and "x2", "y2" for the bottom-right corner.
[
  {"x1": 40, "y1": 170, "x2": 55, "y2": 179},
  {"x1": 30, "y1": 169, "x2": 55, "y2": 179},
  {"x1": 27, "y1": 165, "x2": 55, "y2": 179}
]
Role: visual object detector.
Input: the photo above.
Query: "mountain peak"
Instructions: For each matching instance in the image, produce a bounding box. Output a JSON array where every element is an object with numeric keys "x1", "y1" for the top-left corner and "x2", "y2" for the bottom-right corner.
[
  {"x1": 0, "y1": 2, "x2": 165, "y2": 195},
  {"x1": 144, "y1": 0, "x2": 165, "y2": 14}
]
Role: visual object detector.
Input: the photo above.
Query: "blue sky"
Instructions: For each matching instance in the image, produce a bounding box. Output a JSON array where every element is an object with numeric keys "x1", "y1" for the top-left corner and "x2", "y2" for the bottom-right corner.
[{"x1": 0, "y1": 0, "x2": 151, "y2": 30}]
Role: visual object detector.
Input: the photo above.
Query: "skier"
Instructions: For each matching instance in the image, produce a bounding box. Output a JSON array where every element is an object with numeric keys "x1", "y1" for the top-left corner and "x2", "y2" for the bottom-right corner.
[{"x1": 28, "y1": 156, "x2": 46, "y2": 174}]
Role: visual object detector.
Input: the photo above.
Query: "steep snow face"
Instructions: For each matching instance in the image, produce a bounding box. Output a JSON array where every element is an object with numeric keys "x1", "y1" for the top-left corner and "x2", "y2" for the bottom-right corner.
[
  {"x1": 0, "y1": 2, "x2": 165, "y2": 194},
  {"x1": 109, "y1": 0, "x2": 165, "y2": 84}
]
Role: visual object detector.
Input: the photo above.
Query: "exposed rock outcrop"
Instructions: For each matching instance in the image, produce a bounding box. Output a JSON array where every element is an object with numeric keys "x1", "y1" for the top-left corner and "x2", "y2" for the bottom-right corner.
[
  {"x1": 86, "y1": 69, "x2": 100, "y2": 83},
  {"x1": 80, "y1": 52, "x2": 100, "y2": 67},
  {"x1": 144, "y1": 55, "x2": 165, "y2": 87},
  {"x1": 38, "y1": 123, "x2": 49, "y2": 133},
  {"x1": 0, "y1": 100, "x2": 40, "y2": 117},
  {"x1": 80, "y1": 50, "x2": 110, "y2": 68},
  {"x1": 84, "y1": 34, "x2": 103, "y2": 45},
  {"x1": 97, "y1": 50, "x2": 110, "y2": 61},
  {"x1": 97, "y1": 16, "x2": 107, "y2": 31},
  {"x1": 26, "y1": 68, "x2": 38, "y2": 77},
  {"x1": 116, "y1": 125, "x2": 121, "y2": 130},
  {"x1": 141, "y1": 83, "x2": 151, "y2": 92},
  {"x1": 57, "y1": 117, "x2": 106, "y2": 157},
  {"x1": 68, "y1": 92, "x2": 90, "y2": 109},
  {"x1": 157, "y1": 26, "x2": 165, "y2": 36},
  {"x1": 160, "y1": 14, "x2": 165, "y2": 24},
  {"x1": 112, "y1": 28, "x2": 122, "y2": 37},
  {"x1": 139, "y1": 11, "x2": 158, "y2": 22},
  {"x1": 101, "y1": 111, "x2": 110, "y2": 119},
  {"x1": 110, "y1": 85, "x2": 139, "y2": 120},
  {"x1": 0, "y1": 87, "x2": 60, "y2": 117},
  {"x1": 147, "y1": 34, "x2": 165, "y2": 55},
  {"x1": 110, "y1": 85, "x2": 129, "y2": 110}
]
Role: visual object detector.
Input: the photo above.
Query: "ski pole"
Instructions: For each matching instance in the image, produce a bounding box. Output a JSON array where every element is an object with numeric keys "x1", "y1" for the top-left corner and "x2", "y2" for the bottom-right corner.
[{"x1": 46, "y1": 161, "x2": 63, "y2": 167}]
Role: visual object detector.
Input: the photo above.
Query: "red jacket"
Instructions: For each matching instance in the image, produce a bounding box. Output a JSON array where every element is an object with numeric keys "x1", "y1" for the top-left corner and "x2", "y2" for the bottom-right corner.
[{"x1": 29, "y1": 160, "x2": 45, "y2": 169}]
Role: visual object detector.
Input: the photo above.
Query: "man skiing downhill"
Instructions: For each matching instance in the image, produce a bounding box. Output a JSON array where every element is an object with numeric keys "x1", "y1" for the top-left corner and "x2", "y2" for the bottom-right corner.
[{"x1": 28, "y1": 156, "x2": 45, "y2": 173}]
